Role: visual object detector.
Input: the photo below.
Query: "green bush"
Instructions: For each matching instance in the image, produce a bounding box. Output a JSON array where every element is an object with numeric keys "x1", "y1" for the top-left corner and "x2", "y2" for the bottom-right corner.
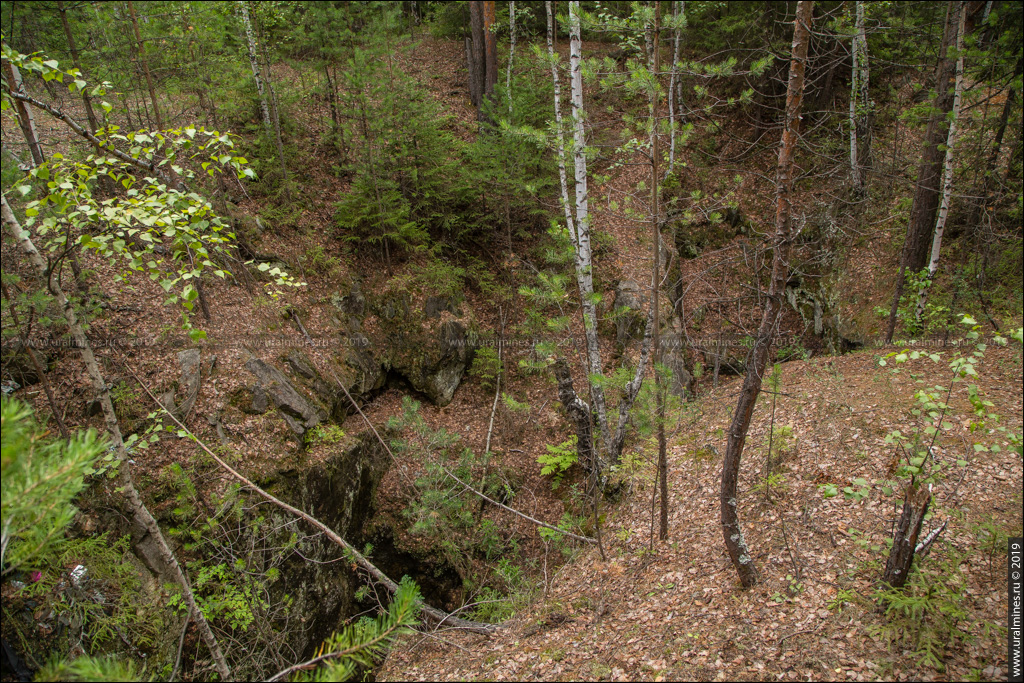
[{"x1": 537, "y1": 437, "x2": 578, "y2": 489}]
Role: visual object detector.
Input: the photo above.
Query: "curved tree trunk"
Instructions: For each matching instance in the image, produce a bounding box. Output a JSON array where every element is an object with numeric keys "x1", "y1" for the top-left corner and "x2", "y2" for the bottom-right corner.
[
  {"x1": 2, "y1": 196, "x2": 230, "y2": 680},
  {"x1": 720, "y1": 0, "x2": 812, "y2": 589}
]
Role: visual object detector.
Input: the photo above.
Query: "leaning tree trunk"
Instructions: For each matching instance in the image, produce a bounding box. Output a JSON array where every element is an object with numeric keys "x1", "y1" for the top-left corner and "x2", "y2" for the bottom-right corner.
[
  {"x1": 885, "y1": 1, "x2": 964, "y2": 343},
  {"x1": 567, "y1": 0, "x2": 612, "y2": 463},
  {"x1": 901, "y1": 1, "x2": 959, "y2": 271},
  {"x1": 57, "y1": 1, "x2": 100, "y2": 134},
  {"x1": 915, "y1": 1, "x2": 967, "y2": 323},
  {"x1": 1, "y1": 196, "x2": 231, "y2": 680},
  {"x1": 2, "y1": 60, "x2": 45, "y2": 166},
  {"x1": 127, "y1": 1, "x2": 164, "y2": 131},
  {"x1": 721, "y1": 0, "x2": 812, "y2": 590}
]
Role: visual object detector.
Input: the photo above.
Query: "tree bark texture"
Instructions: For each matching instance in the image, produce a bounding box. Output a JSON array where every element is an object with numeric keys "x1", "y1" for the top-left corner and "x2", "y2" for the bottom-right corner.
[
  {"x1": 916, "y1": 1, "x2": 967, "y2": 321},
  {"x1": 57, "y1": 1, "x2": 100, "y2": 134},
  {"x1": 882, "y1": 482, "x2": 931, "y2": 588},
  {"x1": 2, "y1": 196, "x2": 231, "y2": 680},
  {"x1": 568, "y1": 0, "x2": 612, "y2": 463},
  {"x1": 720, "y1": 0, "x2": 812, "y2": 590},
  {"x1": 901, "y1": 1, "x2": 982, "y2": 273},
  {"x1": 239, "y1": 0, "x2": 272, "y2": 130},
  {"x1": 553, "y1": 359, "x2": 596, "y2": 475},
  {"x1": 2, "y1": 60, "x2": 45, "y2": 166},
  {"x1": 127, "y1": 1, "x2": 164, "y2": 130}
]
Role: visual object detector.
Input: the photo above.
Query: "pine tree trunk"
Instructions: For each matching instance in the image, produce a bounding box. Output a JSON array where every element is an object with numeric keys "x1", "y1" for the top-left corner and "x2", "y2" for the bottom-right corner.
[
  {"x1": 568, "y1": 1, "x2": 612, "y2": 463},
  {"x1": 900, "y1": 2, "x2": 960, "y2": 273},
  {"x1": 2, "y1": 61, "x2": 45, "y2": 166},
  {"x1": 651, "y1": 2, "x2": 669, "y2": 542},
  {"x1": 2, "y1": 196, "x2": 231, "y2": 680},
  {"x1": 721, "y1": 0, "x2": 812, "y2": 590},
  {"x1": 469, "y1": 2, "x2": 485, "y2": 109},
  {"x1": 57, "y1": 1, "x2": 99, "y2": 134},
  {"x1": 127, "y1": 1, "x2": 164, "y2": 131},
  {"x1": 483, "y1": 1, "x2": 498, "y2": 101},
  {"x1": 916, "y1": 1, "x2": 967, "y2": 322}
]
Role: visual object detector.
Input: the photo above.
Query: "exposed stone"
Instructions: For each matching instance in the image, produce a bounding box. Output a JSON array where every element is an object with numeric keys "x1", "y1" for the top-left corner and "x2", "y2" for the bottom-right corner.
[
  {"x1": 251, "y1": 384, "x2": 269, "y2": 413},
  {"x1": 389, "y1": 320, "x2": 472, "y2": 407},
  {"x1": 252, "y1": 431, "x2": 390, "y2": 661},
  {"x1": 175, "y1": 349, "x2": 201, "y2": 418},
  {"x1": 245, "y1": 357, "x2": 326, "y2": 439},
  {"x1": 424, "y1": 295, "x2": 454, "y2": 319},
  {"x1": 662, "y1": 333, "x2": 694, "y2": 399},
  {"x1": 614, "y1": 280, "x2": 645, "y2": 352}
]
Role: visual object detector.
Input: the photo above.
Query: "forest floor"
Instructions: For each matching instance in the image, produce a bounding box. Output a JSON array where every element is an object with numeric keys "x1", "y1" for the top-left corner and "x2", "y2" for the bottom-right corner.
[
  {"x1": 379, "y1": 343, "x2": 1023, "y2": 682},
  {"x1": 2, "y1": 29, "x2": 1021, "y2": 683}
]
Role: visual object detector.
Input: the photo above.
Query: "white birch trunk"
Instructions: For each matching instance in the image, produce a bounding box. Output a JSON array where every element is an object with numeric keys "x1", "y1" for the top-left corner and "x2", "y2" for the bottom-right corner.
[
  {"x1": 915, "y1": 0, "x2": 966, "y2": 322},
  {"x1": 1, "y1": 196, "x2": 231, "y2": 680},
  {"x1": 849, "y1": 0, "x2": 870, "y2": 192},
  {"x1": 547, "y1": 1, "x2": 576, "y2": 244},
  {"x1": 568, "y1": 1, "x2": 611, "y2": 460},
  {"x1": 666, "y1": 0, "x2": 683, "y2": 177},
  {"x1": 239, "y1": 1, "x2": 272, "y2": 130},
  {"x1": 507, "y1": 1, "x2": 515, "y2": 116}
]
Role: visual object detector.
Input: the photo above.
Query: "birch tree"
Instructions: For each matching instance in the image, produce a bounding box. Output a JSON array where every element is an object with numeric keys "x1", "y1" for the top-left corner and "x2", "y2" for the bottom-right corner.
[
  {"x1": 915, "y1": 1, "x2": 967, "y2": 322},
  {"x1": 720, "y1": 0, "x2": 813, "y2": 589},
  {"x1": 849, "y1": 0, "x2": 871, "y2": 194},
  {"x1": 507, "y1": 1, "x2": 516, "y2": 115},
  {"x1": 566, "y1": 0, "x2": 612, "y2": 463},
  {"x1": 238, "y1": 1, "x2": 288, "y2": 188},
  {"x1": 239, "y1": 0, "x2": 271, "y2": 130},
  {"x1": 2, "y1": 195, "x2": 232, "y2": 680}
]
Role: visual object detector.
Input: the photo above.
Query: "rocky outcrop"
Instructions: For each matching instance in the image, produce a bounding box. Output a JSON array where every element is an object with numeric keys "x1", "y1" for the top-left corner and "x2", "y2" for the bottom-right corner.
[
  {"x1": 245, "y1": 357, "x2": 326, "y2": 439},
  {"x1": 175, "y1": 349, "x2": 202, "y2": 417},
  {"x1": 614, "y1": 280, "x2": 645, "y2": 352},
  {"x1": 368, "y1": 290, "x2": 474, "y2": 407},
  {"x1": 672, "y1": 206, "x2": 751, "y2": 259},
  {"x1": 386, "y1": 317, "x2": 472, "y2": 407},
  {"x1": 662, "y1": 333, "x2": 694, "y2": 399}
]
